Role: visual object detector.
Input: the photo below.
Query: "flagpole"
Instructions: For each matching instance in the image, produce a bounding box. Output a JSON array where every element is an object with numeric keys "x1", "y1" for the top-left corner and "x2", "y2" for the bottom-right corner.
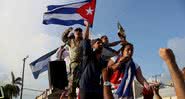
[{"x1": 20, "y1": 55, "x2": 29, "y2": 99}]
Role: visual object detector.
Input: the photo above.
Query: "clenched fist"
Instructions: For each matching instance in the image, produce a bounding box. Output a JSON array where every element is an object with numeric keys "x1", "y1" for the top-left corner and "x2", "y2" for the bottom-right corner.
[{"x1": 159, "y1": 48, "x2": 176, "y2": 63}]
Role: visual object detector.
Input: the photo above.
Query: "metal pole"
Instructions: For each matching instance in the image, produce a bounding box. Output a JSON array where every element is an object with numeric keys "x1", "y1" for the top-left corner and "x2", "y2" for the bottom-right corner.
[
  {"x1": 20, "y1": 55, "x2": 29, "y2": 99},
  {"x1": 152, "y1": 74, "x2": 161, "y2": 82}
]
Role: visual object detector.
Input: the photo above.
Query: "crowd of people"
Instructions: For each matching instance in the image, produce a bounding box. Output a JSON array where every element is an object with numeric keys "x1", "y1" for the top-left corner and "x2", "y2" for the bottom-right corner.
[{"x1": 56, "y1": 21, "x2": 185, "y2": 99}]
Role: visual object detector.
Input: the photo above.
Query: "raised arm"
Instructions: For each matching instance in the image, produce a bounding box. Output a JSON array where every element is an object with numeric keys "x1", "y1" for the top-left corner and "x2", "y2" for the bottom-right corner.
[
  {"x1": 61, "y1": 27, "x2": 73, "y2": 43},
  {"x1": 107, "y1": 40, "x2": 121, "y2": 47},
  {"x1": 107, "y1": 56, "x2": 129, "y2": 71},
  {"x1": 102, "y1": 68, "x2": 114, "y2": 99},
  {"x1": 159, "y1": 48, "x2": 185, "y2": 99},
  {"x1": 108, "y1": 39, "x2": 127, "y2": 47},
  {"x1": 107, "y1": 59, "x2": 121, "y2": 71},
  {"x1": 83, "y1": 21, "x2": 90, "y2": 39}
]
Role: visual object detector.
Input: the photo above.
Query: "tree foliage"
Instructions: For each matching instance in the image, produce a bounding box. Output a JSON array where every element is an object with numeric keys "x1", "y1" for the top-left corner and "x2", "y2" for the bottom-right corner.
[{"x1": 3, "y1": 72, "x2": 22, "y2": 99}]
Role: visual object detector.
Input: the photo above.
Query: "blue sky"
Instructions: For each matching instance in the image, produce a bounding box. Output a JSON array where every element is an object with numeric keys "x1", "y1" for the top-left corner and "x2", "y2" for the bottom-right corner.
[
  {"x1": 92, "y1": 0, "x2": 185, "y2": 76},
  {"x1": 43, "y1": 0, "x2": 185, "y2": 82},
  {"x1": 0, "y1": 0, "x2": 185, "y2": 98}
]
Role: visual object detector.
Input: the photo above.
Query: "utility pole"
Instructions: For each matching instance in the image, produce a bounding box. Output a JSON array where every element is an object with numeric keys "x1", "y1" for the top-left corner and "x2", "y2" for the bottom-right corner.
[
  {"x1": 152, "y1": 74, "x2": 161, "y2": 82},
  {"x1": 20, "y1": 55, "x2": 29, "y2": 99}
]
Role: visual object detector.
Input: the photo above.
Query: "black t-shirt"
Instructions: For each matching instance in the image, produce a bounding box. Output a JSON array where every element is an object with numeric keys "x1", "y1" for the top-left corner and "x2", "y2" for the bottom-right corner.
[{"x1": 79, "y1": 39, "x2": 106, "y2": 92}]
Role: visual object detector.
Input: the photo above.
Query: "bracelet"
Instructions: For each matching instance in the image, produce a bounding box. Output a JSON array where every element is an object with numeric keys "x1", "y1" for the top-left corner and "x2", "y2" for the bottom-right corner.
[{"x1": 103, "y1": 81, "x2": 111, "y2": 86}]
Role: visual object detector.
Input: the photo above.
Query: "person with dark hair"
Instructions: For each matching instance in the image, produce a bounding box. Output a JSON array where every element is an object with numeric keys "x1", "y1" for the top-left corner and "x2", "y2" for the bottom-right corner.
[
  {"x1": 79, "y1": 38, "x2": 107, "y2": 99},
  {"x1": 159, "y1": 48, "x2": 185, "y2": 99},
  {"x1": 61, "y1": 21, "x2": 90, "y2": 99},
  {"x1": 107, "y1": 43, "x2": 150, "y2": 99},
  {"x1": 100, "y1": 35, "x2": 126, "y2": 61},
  {"x1": 101, "y1": 35, "x2": 121, "y2": 47}
]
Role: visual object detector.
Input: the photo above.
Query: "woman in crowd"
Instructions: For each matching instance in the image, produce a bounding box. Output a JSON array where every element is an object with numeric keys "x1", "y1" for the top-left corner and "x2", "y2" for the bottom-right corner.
[{"x1": 107, "y1": 43, "x2": 150, "y2": 99}]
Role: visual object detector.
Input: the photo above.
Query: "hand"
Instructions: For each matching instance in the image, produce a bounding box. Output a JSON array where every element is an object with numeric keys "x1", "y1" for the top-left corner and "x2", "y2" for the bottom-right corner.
[
  {"x1": 120, "y1": 39, "x2": 128, "y2": 45},
  {"x1": 118, "y1": 55, "x2": 130, "y2": 63},
  {"x1": 152, "y1": 85, "x2": 160, "y2": 94},
  {"x1": 148, "y1": 81, "x2": 160, "y2": 94},
  {"x1": 114, "y1": 51, "x2": 119, "y2": 55},
  {"x1": 118, "y1": 33, "x2": 126, "y2": 40},
  {"x1": 151, "y1": 83, "x2": 160, "y2": 95},
  {"x1": 159, "y1": 48, "x2": 176, "y2": 63},
  {"x1": 144, "y1": 81, "x2": 151, "y2": 91},
  {"x1": 84, "y1": 20, "x2": 90, "y2": 27},
  {"x1": 68, "y1": 27, "x2": 73, "y2": 32}
]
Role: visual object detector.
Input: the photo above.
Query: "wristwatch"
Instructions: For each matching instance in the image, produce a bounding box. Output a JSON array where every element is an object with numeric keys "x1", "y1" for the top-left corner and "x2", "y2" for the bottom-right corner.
[{"x1": 103, "y1": 81, "x2": 111, "y2": 86}]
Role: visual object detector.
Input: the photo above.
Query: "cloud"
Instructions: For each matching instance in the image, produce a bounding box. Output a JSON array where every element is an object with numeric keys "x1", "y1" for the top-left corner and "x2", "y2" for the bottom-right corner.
[
  {"x1": 167, "y1": 36, "x2": 185, "y2": 69},
  {"x1": 0, "y1": 0, "x2": 91, "y2": 98},
  {"x1": 0, "y1": 0, "x2": 63, "y2": 92},
  {"x1": 0, "y1": 0, "x2": 90, "y2": 92}
]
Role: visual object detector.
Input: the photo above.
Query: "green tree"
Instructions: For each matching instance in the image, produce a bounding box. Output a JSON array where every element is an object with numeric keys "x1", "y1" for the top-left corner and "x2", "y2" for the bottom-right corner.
[{"x1": 3, "y1": 72, "x2": 22, "y2": 99}]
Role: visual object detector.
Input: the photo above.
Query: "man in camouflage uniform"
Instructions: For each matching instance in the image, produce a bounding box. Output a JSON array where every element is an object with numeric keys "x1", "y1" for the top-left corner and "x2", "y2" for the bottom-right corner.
[{"x1": 62, "y1": 21, "x2": 90, "y2": 99}]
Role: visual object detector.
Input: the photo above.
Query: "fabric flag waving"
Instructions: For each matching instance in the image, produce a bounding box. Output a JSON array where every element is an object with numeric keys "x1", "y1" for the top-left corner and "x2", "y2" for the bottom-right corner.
[
  {"x1": 43, "y1": 0, "x2": 96, "y2": 26},
  {"x1": 116, "y1": 60, "x2": 136, "y2": 98},
  {"x1": 30, "y1": 48, "x2": 58, "y2": 79}
]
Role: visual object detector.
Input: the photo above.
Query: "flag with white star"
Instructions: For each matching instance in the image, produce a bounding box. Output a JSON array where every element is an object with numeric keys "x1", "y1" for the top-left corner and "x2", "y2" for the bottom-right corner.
[{"x1": 43, "y1": 0, "x2": 96, "y2": 26}]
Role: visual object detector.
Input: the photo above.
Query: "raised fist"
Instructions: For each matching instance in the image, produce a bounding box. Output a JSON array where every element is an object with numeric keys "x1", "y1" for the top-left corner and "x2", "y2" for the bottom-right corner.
[{"x1": 159, "y1": 48, "x2": 176, "y2": 63}]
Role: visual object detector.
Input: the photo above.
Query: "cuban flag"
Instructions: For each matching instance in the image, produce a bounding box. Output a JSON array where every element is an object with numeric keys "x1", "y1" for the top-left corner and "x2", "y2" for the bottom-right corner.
[
  {"x1": 30, "y1": 48, "x2": 58, "y2": 79},
  {"x1": 116, "y1": 60, "x2": 136, "y2": 98},
  {"x1": 43, "y1": 0, "x2": 96, "y2": 26}
]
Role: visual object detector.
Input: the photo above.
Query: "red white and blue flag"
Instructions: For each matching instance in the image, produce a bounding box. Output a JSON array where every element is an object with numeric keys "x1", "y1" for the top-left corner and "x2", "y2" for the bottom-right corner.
[
  {"x1": 30, "y1": 48, "x2": 58, "y2": 79},
  {"x1": 43, "y1": 0, "x2": 96, "y2": 26}
]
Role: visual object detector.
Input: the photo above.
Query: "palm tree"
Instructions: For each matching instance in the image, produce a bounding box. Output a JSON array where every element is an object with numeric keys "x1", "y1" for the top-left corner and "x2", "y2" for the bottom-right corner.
[{"x1": 3, "y1": 72, "x2": 22, "y2": 99}]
